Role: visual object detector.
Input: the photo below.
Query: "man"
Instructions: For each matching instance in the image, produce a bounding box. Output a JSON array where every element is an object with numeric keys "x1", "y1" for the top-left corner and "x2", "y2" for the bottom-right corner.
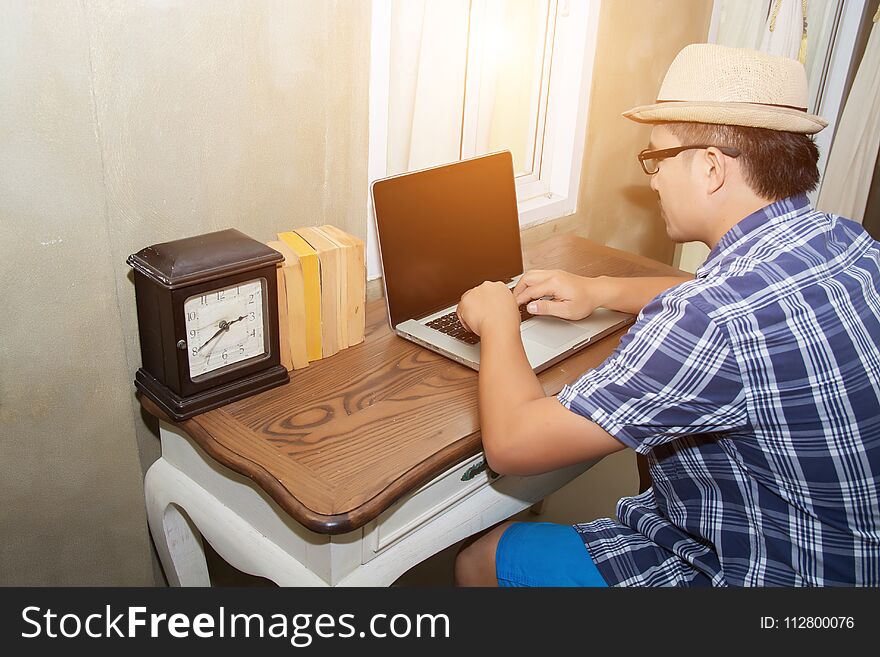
[{"x1": 453, "y1": 44, "x2": 880, "y2": 586}]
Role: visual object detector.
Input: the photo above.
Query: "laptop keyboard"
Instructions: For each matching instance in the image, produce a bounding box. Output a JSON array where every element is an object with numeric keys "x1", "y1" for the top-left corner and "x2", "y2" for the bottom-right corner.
[{"x1": 425, "y1": 305, "x2": 536, "y2": 345}]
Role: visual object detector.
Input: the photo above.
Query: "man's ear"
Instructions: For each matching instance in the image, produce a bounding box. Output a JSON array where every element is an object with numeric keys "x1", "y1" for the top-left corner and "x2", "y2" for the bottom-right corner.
[{"x1": 702, "y1": 147, "x2": 726, "y2": 195}]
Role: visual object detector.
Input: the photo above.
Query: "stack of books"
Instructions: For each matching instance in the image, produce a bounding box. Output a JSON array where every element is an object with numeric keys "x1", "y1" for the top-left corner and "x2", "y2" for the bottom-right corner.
[{"x1": 267, "y1": 225, "x2": 366, "y2": 371}]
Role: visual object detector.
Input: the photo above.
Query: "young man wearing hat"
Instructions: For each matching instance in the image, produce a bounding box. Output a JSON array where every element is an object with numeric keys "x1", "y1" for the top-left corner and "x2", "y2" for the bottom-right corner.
[{"x1": 453, "y1": 44, "x2": 880, "y2": 586}]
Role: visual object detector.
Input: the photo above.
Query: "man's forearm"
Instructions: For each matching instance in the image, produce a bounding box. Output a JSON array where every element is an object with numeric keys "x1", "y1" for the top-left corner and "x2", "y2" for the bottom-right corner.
[
  {"x1": 477, "y1": 325, "x2": 544, "y2": 467},
  {"x1": 596, "y1": 275, "x2": 692, "y2": 315}
]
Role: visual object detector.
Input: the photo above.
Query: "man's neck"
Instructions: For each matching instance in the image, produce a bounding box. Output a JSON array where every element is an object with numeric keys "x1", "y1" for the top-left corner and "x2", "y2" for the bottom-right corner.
[{"x1": 704, "y1": 192, "x2": 780, "y2": 250}]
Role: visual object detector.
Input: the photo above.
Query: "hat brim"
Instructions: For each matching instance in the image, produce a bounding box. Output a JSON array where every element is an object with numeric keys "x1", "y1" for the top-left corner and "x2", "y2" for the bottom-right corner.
[{"x1": 623, "y1": 100, "x2": 827, "y2": 134}]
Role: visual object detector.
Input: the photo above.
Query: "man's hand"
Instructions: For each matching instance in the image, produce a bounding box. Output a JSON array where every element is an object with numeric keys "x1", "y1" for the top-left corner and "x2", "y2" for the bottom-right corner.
[
  {"x1": 512, "y1": 269, "x2": 607, "y2": 320},
  {"x1": 457, "y1": 281, "x2": 520, "y2": 337}
]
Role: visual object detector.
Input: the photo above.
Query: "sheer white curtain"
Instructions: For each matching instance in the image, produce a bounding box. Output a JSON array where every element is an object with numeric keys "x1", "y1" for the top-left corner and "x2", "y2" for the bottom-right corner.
[
  {"x1": 386, "y1": 0, "x2": 469, "y2": 176},
  {"x1": 469, "y1": 0, "x2": 549, "y2": 175},
  {"x1": 804, "y1": 0, "x2": 840, "y2": 94},
  {"x1": 760, "y1": 0, "x2": 808, "y2": 62},
  {"x1": 714, "y1": 0, "x2": 770, "y2": 49},
  {"x1": 386, "y1": 0, "x2": 549, "y2": 177},
  {"x1": 817, "y1": 8, "x2": 880, "y2": 223}
]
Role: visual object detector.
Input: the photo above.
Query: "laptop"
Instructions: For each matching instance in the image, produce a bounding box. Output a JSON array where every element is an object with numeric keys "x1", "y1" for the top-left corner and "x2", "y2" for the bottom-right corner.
[{"x1": 370, "y1": 151, "x2": 633, "y2": 373}]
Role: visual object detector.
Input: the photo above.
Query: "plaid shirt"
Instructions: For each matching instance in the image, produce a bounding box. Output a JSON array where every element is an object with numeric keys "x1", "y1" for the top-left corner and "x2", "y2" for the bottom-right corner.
[{"x1": 558, "y1": 195, "x2": 880, "y2": 586}]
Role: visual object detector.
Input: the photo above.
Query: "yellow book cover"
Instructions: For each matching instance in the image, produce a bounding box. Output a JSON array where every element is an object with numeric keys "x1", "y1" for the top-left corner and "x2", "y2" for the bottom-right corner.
[
  {"x1": 320, "y1": 224, "x2": 366, "y2": 346},
  {"x1": 277, "y1": 231, "x2": 322, "y2": 362},
  {"x1": 313, "y1": 226, "x2": 350, "y2": 349},
  {"x1": 267, "y1": 240, "x2": 310, "y2": 370},
  {"x1": 294, "y1": 226, "x2": 342, "y2": 358}
]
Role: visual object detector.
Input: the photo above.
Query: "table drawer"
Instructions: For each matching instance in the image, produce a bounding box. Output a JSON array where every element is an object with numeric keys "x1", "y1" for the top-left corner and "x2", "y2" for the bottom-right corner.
[{"x1": 363, "y1": 453, "x2": 499, "y2": 560}]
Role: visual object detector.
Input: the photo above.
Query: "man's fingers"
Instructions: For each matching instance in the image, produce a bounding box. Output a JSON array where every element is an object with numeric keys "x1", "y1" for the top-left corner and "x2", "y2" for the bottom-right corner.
[
  {"x1": 527, "y1": 298, "x2": 570, "y2": 319},
  {"x1": 515, "y1": 281, "x2": 555, "y2": 307},
  {"x1": 512, "y1": 270, "x2": 548, "y2": 298}
]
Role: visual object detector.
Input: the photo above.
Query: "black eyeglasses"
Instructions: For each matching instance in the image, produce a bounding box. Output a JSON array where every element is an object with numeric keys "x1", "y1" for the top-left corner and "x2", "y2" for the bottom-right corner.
[{"x1": 637, "y1": 144, "x2": 742, "y2": 175}]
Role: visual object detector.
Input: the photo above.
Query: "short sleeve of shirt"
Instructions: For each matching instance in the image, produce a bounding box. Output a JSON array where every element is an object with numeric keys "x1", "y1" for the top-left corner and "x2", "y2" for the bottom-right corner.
[{"x1": 557, "y1": 291, "x2": 748, "y2": 453}]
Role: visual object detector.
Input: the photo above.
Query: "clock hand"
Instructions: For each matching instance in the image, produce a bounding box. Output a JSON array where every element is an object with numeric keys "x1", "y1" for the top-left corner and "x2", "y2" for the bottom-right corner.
[
  {"x1": 196, "y1": 321, "x2": 229, "y2": 353},
  {"x1": 225, "y1": 314, "x2": 248, "y2": 328},
  {"x1": 195, "y1": 315, "x2": 249, "y2": 353}
]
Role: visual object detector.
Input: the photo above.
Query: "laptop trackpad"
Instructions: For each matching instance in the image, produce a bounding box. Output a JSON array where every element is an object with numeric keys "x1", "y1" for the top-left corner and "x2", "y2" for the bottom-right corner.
[{"x1": 521, "y1": 318, "x2": 586, "y2": 349}]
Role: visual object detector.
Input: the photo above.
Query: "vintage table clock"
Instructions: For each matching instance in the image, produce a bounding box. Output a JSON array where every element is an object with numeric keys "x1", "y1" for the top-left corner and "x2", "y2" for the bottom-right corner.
[{"x1": 127, "y1": 228, "x2": 289, "y2": 420}]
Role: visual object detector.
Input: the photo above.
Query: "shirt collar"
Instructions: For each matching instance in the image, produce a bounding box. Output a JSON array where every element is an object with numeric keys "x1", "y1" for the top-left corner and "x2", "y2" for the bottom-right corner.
[{"x1": 695, "y1": 194, "x2": 812, "y2": 278}]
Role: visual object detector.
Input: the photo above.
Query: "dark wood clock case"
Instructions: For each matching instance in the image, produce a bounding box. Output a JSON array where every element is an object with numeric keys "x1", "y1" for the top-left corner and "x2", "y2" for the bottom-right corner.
[{"x1": 128, "y1": 228, "x2": 289, "y2": 420}]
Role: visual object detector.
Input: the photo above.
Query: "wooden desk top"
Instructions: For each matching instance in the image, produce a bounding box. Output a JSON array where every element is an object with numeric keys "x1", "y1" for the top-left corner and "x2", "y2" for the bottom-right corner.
[{"x1": 140, "y1": 234, "x2": 684, "y2": 534}]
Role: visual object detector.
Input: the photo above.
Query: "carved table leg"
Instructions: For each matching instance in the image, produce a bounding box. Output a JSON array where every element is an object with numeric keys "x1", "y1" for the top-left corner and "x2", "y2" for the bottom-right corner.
[{"x1": 144, "y1": 459, "x2": 211, "y2": 586}]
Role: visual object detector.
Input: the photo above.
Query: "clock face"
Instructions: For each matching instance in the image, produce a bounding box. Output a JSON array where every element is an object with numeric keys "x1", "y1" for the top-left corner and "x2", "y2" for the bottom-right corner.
[{"x1": 183, "y1": 279, "x2": 267, "y2": 379}]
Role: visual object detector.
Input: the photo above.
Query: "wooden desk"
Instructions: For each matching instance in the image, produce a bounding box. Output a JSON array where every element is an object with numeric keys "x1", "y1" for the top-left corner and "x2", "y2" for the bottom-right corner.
[{"x1": 141, "y1": 234, "x2": 683, "y2": 586}]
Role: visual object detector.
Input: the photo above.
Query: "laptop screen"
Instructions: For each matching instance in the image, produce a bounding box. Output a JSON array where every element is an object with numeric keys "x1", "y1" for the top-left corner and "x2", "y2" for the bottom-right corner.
[{"x1": 372, "y1": 151, "x2": 524, "y2": 328}]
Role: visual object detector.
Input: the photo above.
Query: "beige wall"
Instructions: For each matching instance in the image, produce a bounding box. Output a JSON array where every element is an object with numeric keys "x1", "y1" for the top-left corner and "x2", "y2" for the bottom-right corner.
[
  {"x1": 0, "y1": 0, "x2": 709, "y2": 585},
  {"x1": 0, "y1": 0, "x2": 370, "y2": 585},
  {"x1": 529, "y1": 0, "x2": 713, "y2": 263}
]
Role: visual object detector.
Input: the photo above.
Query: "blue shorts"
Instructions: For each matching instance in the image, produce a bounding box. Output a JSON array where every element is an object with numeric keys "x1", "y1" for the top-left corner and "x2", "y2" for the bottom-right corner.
[{"x1": 495, "y1": 522, "x2": 608, "y2": 587}]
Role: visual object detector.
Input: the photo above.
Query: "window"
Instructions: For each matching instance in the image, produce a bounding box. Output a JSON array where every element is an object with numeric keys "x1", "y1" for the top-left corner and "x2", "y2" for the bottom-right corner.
[{"x1": 367, "y1": 0, "x2": 601, "y2": 279}]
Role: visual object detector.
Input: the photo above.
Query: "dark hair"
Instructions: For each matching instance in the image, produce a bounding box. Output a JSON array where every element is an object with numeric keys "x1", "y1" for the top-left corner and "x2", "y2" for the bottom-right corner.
[{"x1": 665, "y1": 122, "x2": 820, "y2": 200}]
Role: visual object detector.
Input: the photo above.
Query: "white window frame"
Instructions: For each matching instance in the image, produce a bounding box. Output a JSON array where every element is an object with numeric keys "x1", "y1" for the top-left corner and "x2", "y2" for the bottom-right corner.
[
  {"x1": 460, "y1": 0, "x2": 557, "y2": 198},
  {"x1": 366, "y1": 0, "x2": 601, "y2": 280}
]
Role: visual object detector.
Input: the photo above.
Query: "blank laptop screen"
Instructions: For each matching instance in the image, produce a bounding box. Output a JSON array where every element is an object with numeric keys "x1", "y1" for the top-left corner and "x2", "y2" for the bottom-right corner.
[{"x1": 372, "y1": 151, "x2": 523, "y2": 328}]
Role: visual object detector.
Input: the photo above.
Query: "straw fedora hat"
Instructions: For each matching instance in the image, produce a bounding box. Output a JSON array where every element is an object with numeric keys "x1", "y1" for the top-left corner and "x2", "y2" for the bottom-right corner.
[{"x1": 623, "y1": 43, "x2": 827, "y2": 134}]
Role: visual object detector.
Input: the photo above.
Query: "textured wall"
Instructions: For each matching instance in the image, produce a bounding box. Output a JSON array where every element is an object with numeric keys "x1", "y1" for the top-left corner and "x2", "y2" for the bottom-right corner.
[
  {"x1": 569, "y1": 0, "x2": 713, "y2": 264},
  {"x1": 0, "y1": 0, "x2": 151, "y2": 586},
  {"x1": 0, "y1": 0, "x2": 370, "y2": 585},
  {"x1": 0, "y1": 0, "x2": 707, "y2": 585}
]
